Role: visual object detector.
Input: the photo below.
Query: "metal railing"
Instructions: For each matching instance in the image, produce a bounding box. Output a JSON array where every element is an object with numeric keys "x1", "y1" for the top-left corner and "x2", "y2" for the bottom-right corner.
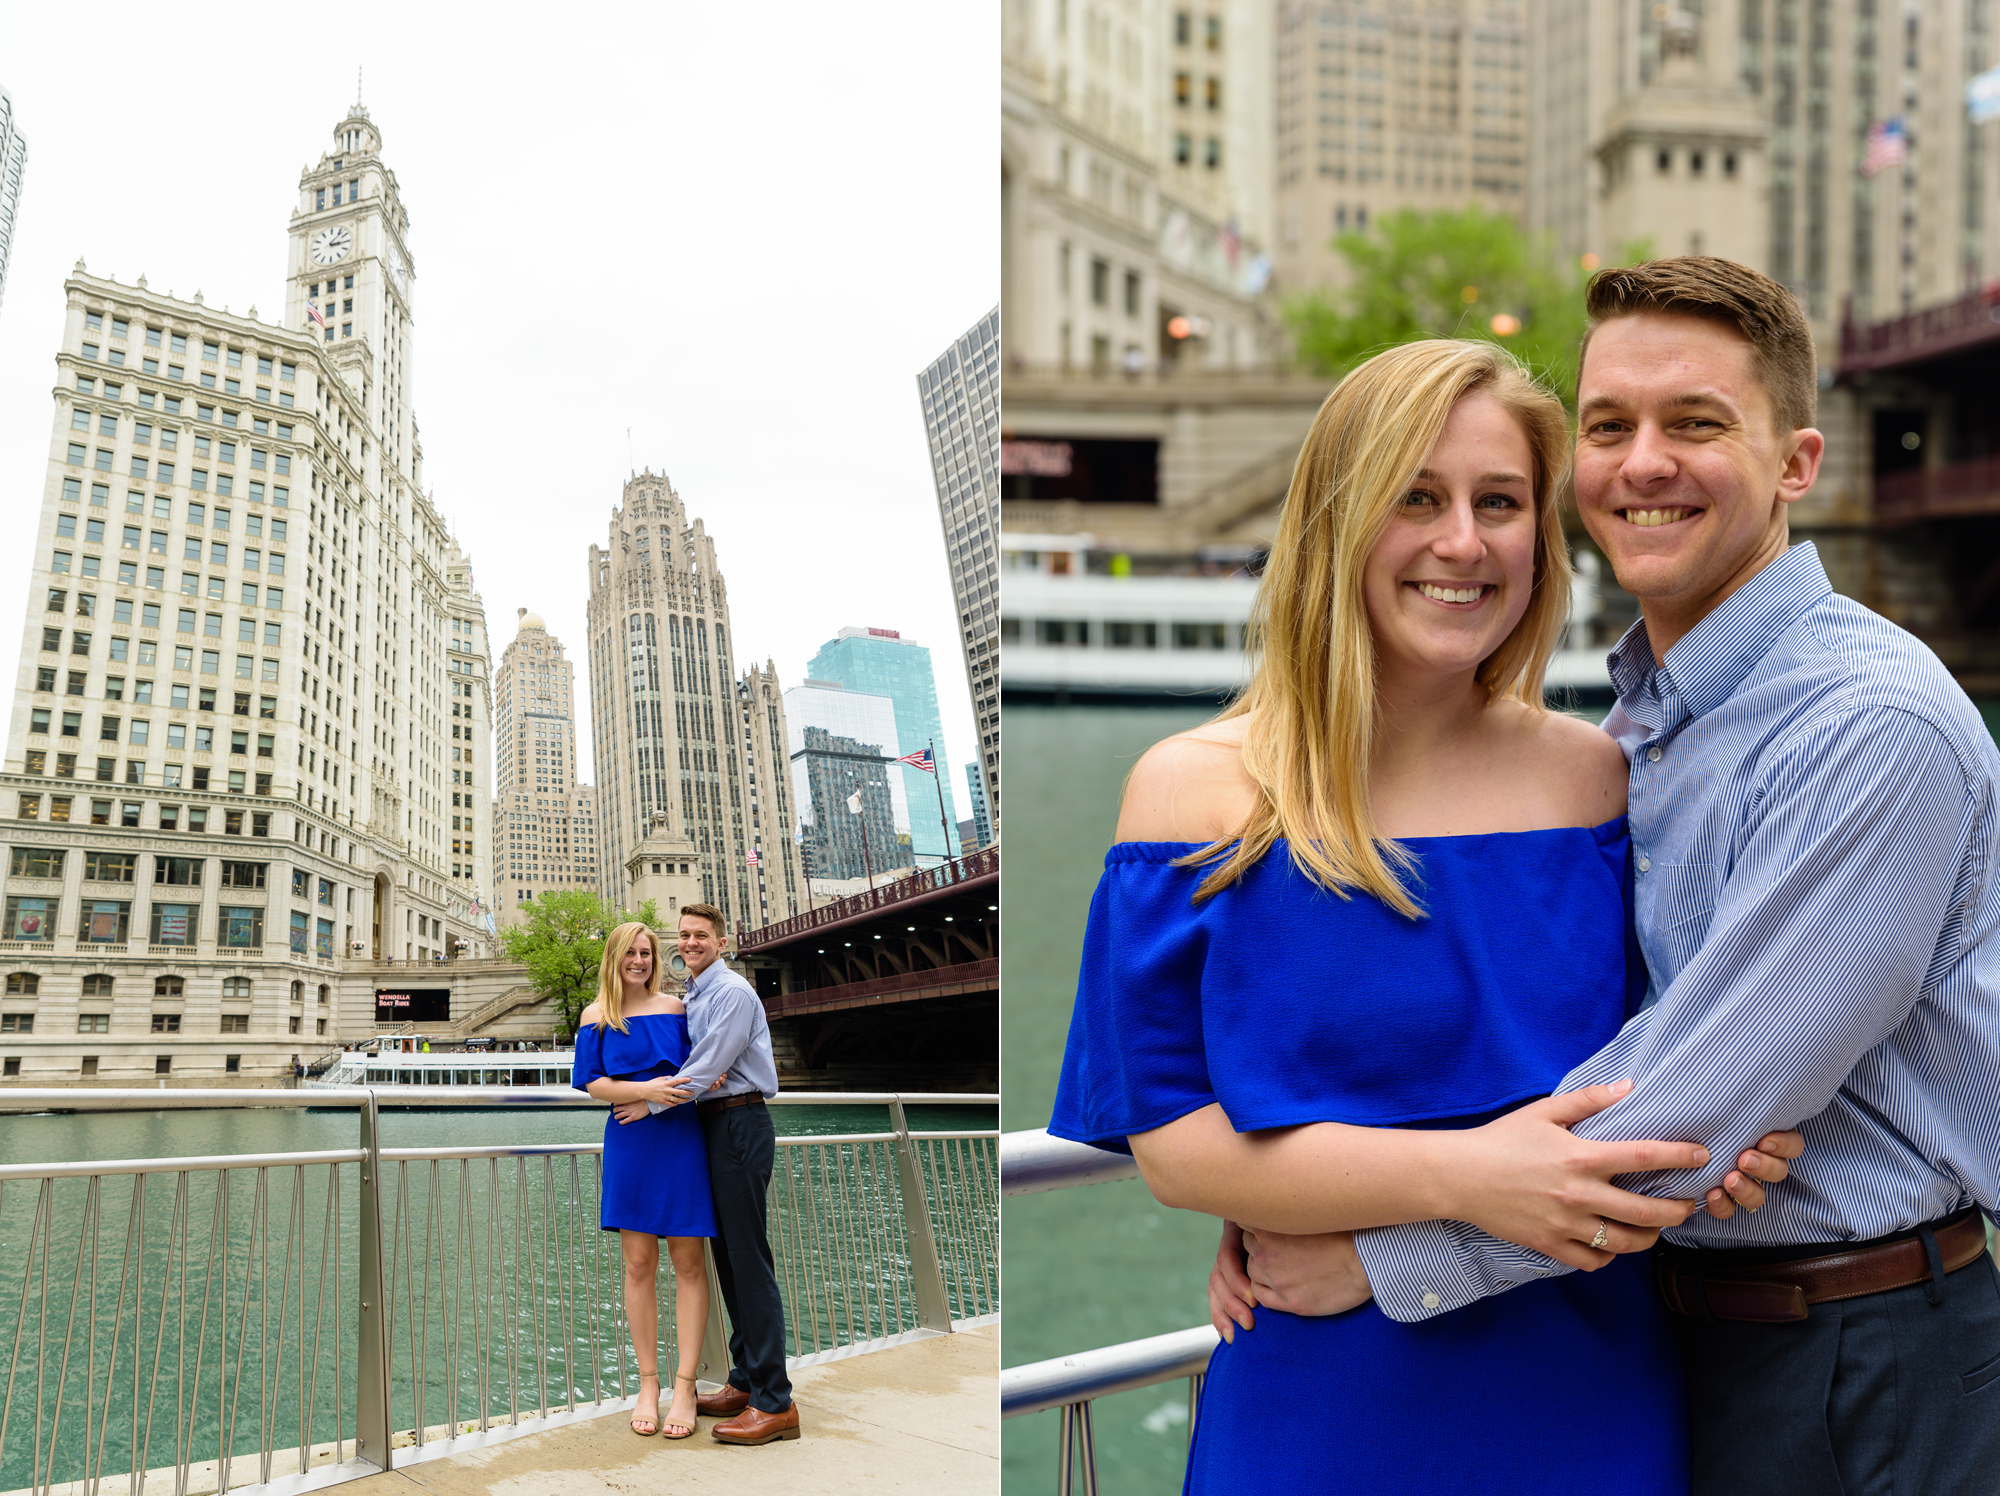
[
  {"x1": 1000, "y1": 1129, "x2": 1213, "y2": 1496},
  {"x1": 0, "y1": 1090, "x2": 997, "y2": 1496},
  {"x1": 737, "y1": 848, "x2": 999, "y2": 951}
]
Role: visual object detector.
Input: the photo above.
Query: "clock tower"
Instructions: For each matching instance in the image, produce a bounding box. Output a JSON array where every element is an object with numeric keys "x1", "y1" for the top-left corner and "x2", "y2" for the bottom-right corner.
[{"x1": 286, "y1": 102, "x2": 419, "y2": 488}]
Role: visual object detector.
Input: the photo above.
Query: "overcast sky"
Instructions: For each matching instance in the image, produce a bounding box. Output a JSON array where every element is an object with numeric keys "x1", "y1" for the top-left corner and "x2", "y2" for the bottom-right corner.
[{"x1": 0, "y1": 3, "x2": 994, "y2": 792}]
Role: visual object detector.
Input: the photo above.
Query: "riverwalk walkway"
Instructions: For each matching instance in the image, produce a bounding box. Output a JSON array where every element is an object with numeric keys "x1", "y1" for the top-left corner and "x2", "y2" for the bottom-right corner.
[{"x1": 342, "y1": 1324, "x2": 997, "y2": 1496}]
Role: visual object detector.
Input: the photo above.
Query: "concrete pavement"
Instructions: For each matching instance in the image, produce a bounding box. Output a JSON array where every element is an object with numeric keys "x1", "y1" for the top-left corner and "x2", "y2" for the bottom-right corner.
[{"x1": 339, "y1": 1324, "x2": 997, "y2": 1496}]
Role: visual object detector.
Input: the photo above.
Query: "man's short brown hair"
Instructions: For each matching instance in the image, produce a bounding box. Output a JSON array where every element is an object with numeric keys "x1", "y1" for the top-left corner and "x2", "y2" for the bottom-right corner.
[
  {"x1": 1583, "y1": 257, "x2": 1818, "y2": 434},
  {"x1": 678, "y1": 902, "x2": 725, "y2": 940}
]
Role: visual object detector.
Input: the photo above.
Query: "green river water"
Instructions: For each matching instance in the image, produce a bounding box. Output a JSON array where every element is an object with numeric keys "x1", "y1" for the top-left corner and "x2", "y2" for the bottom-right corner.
[{"x1": 1001, "y1": 697, "x2": 2000, "y2": 1496}]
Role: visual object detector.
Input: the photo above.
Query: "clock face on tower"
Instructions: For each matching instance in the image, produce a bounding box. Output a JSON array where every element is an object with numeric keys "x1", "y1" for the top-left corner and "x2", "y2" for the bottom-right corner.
[
  {"x1": 310, "y1": 225, "x2": 352, "y2": 265},
  {"x1": 388, "y1": 244, "x2": 408, "y2": 294}
]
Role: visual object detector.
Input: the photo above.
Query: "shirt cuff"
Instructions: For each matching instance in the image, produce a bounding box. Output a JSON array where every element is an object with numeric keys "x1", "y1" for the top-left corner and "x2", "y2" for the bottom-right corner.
[
  {"x1": 1354, "y1": 1218, "x2": 1570, "y2": 1322},
  {"x1": 645, "y1": 1100, "x2": 667, "y2": 1115}
]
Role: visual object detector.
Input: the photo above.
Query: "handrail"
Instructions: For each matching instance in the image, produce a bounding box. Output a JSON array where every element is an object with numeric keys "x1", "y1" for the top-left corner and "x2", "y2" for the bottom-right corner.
[
  {"x1": 1001, "y1": 1130, "x2": 1211, "y2": 1492},
  {"x1": 0, "y1": 1087, "x2": 998, "y2": 1113},
  {"x1": 1002, "y1": 1128, "x2": 1141, "y2": 1195},
  {"x1": 1001, "y1": 1325, "x2": 1218, "y2": 1419},
  {"x1": 0, "y1": 1092, "x2": 999, "y2": 1494},
  {"x1": 738, "y1": 847, "x2": 999, "y2": 950}
]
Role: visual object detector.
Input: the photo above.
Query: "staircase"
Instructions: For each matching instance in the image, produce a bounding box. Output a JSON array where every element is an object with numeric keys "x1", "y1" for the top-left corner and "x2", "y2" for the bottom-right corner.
[{"x1": 447, "y1": 984, "x2": 546, "y2": 1041}]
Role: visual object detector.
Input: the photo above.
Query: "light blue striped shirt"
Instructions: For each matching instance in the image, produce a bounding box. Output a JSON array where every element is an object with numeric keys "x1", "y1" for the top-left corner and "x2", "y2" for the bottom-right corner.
[{"x1": 1356, "y1": 543, "x2": 2000, "y2": 1323}]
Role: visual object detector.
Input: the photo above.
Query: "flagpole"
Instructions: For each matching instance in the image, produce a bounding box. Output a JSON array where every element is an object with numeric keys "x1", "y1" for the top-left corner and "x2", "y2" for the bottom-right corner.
[{"x1": 929, "y1": 739, "x2": 955, "y2": 863}]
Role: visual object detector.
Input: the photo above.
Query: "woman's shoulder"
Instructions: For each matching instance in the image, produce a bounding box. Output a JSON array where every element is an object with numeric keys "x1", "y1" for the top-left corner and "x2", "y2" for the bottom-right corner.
[
  {"x1": 1116, "y1": 718, "x2": 1256, "y2": 844},
  {"x1": 578, "y1": 1002, "x2": 603, "y2": 1028},
  {"x1": 1487, "y1": 700, "x2": 1628, "y2": 825}
]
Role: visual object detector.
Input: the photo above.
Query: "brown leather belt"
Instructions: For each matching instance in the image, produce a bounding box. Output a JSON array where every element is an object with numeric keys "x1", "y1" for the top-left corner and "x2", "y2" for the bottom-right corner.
[
  {"x1": 1656, "y1": 1208, "x2": 1990, "y2": 1323},
  {"x1": 697, "y1": 1093, "x2": 765, "y2": 1117}
]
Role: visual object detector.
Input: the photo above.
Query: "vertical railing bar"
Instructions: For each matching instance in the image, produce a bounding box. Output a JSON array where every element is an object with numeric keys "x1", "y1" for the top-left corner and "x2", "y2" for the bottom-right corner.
[
  {"x1": 553, "y1": 1154, "x2": 574, "y2": 1414},
  {"x1": 812, "y1": 1146, "x2": 835, "y2": 1354},
  {"x1": 178, "y1": 1171, "x2": 227, "y2": 1496},
  {"x1": 42, "y1": 1174, "x2": 97, "y2": 1496},
  {"x1": 417, "y1": 1160, "x2": 436, "y2": 1449},
  {"x1": 1188, "y1": 1370, "x2": 1205, "y2": 1448},
  {"x1": 95, "y1": 1174, "x2": 142, "y2": 1496},
  {"x1": 535, "y1": 1155, "x2": 552, "y2": 1420},
  {"x1": 265, "y1": 1165, "x2": 299, "y2": 1485},
  {"x1": 30, "y1": 1175, "x2": 54, "y2": 1496},
  {"x1": 303, "y1": 1165, "x2": 334, "y2": 1476},
  {"x1": 1057, "y1": 1401, "x2": 1075, "y2": 1496},
  {"x1": 447, "y1": 1161, "x2": 462, "y2": 1438},
  {"x1": 80, "y1": 1173, "x2": 104, "y2": 1496},
  {"x1": 223, "y1": 1166, "x2": 266, "y2": 1494},
  {"x1": 570, "y1": 1153, "x2": 596, "y2": 1409},
  {"x1": 355, "y1": 1094, "x2": 392, "y2": 1472},
  {"x1": 604, "y1": 1153, "x2": 624, "y2": 1406},
  {"x1": 137, "y1": 1172, "x2": 184, "y2": 1496},
  {"x1": 331, "y1": 1161, "x2": 345, "y2": 1466},
  {"x1": 479, "y1": 1156, "x2": 495, "y2": 1434},
  {"x1": 0, "y1": 1176, "x2": 17, "y2": 1493},
  {"x1": 508, "y1": 1156, "x2": 523, "y2": 1427},
  {"x1": 838, "y1": 1142, "x2": 859, "y2": 1346}
]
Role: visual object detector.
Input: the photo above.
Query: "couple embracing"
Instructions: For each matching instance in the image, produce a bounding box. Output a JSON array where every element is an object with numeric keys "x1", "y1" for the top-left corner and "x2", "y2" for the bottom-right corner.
[
  {"x1": 572, "y1": 906, "x2": 801, "y2": 1446},
  {"x1": 1052, "y1": 257, "x2": 2000, "y2": 1494}
]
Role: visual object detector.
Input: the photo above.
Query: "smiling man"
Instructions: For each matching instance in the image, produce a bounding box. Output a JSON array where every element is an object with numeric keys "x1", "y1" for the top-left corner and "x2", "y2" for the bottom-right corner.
[{"x1": 1215, "y1": 258, "x2": 2000, "y2": 1495}]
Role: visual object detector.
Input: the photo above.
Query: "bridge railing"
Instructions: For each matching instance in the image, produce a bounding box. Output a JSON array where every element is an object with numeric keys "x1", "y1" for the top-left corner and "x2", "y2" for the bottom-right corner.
[
  {"x1": 0, "y1": 1090, "x2": 997, "y2": 1496},
  {"x1": 1000, "y1": 1128, "x2": 1214, "y2": 1496},
  {"x1": 738, "y1": 848, "x2": 999, "y2": 951}
]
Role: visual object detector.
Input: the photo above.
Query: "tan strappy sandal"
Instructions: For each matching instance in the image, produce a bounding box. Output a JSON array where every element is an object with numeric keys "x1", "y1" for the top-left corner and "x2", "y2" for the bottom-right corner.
[
  {"x1": 631, "y1": 1371, "x2": 662, "y2": 1437},
  {"x1": 662, "y1": 1371, "x2": 700, "y2": 1440}
]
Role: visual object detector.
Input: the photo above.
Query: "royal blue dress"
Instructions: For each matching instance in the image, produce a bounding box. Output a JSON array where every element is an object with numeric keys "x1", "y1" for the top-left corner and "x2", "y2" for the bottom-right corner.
[
  {"x1": 1048, "y1": 821, "x2": 1689, "y2": 1495},
  {"x1": 573, "y1": 1013, "x2": 718, "y2": 1239}
]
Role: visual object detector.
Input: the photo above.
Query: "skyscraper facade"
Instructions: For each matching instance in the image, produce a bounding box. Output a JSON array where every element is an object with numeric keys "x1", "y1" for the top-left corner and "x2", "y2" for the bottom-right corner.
[
  {"x1": 0, "y1": 105, "x2": 492, "y2": 1084},
  {"x1": 919, "y1": 309, "x2": 1000, "y2": 839},
  {"x1": 0, "y1": 84, "x2": 25, "y2": 319},
  {"x1": 1000, "y1": 0, "x2": 1278, "y2": 371},
  {"x1": 783, "y1": 679, "x2": 908, "y2": 881},
  {"x1": 1272, "y1": 0, "x2": 1529, "y2": 294},
  {"x1": 963, "y1": 760, "x2": 990, "y2": 851},
  {"x1": 490, "y1": 609, "x2": 597, "y2": 922},
  {"x1": 805, "y1": 627, "x2": 959, "y2": 865},
  {"x1": 584, "y1": 471, "x2": 804, "y2": 934}
]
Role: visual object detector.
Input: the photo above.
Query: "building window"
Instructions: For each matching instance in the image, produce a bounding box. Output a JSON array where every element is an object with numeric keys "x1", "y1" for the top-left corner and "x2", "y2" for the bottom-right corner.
[
  {"x1": 78, "y1": 1014, "x2": 110, "y2": 1034},
  {"x1": 220, "y1": 1015, "x2": 249, "y2": 1034},
  {"x1": 151, "y1": 1014, "x2": 181, "y2": 1033}
]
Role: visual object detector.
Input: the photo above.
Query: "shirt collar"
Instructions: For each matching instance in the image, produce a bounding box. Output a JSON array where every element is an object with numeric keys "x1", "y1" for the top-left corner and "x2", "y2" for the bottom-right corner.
[
  {"x1": 685, "y1": 960, "x2": 729, "y2": 998},
  {"x1": 1606, "y1": 541, "x2": 1832, "y2": 728}
]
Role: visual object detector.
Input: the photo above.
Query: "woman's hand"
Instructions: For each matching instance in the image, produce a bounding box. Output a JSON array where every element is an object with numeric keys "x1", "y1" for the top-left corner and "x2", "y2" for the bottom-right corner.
[
  {"x1": 611, "y1": 1100, "x2": 650, "y2": 1125},
  {"x1": 635, "y1": 1075, "x2": 692, "y2": 1107}
]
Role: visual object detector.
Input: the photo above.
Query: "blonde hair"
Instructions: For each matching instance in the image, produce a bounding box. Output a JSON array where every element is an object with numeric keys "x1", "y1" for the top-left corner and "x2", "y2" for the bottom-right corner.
[
  {"x1": 594, "y1": 922, "x2": 662, "y2": 1034},
  {"x1": 1185, "y1": 338, "x2": 1572, "y2": 918}
]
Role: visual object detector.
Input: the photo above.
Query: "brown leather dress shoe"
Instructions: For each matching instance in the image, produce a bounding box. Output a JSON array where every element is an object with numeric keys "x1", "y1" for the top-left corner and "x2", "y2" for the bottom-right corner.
[
  {"x1": 710, "y1": 1403, "x2": 800, "y2": 1445},
  {"x1": 696, "y1": 1383, "x2": 751, "y2": 1418}
]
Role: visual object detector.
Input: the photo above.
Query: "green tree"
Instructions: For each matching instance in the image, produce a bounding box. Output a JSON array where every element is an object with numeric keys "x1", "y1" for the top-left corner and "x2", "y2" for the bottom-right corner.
[
  {"x1": 497, "y1": 890, "x2": 662, "y2": 1038},
  {"x1": 1286, "y1": 206, "x2": 1647, "y2": 403}
]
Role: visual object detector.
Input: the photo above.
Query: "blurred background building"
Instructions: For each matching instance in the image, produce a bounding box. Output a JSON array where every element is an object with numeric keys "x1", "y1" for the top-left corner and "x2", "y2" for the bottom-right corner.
[
  {"x1": 1002, "y1": 0, "x2": 2000, "y2": 700},
  {"x1": 0, "y1": 84, "x2": 24, "y2": 318},
  {"x1": 920, "y1": 309, "x2": 1002, "y2": 838},
  {"x1": 490, "y1": 609, "x2": 598, "y2": 924}
]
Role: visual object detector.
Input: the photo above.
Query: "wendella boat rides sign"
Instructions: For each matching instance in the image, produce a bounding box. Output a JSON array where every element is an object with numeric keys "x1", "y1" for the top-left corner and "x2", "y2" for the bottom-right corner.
[{"x1": 374, "y1": 987, "x2": 452, "y2": 1023}]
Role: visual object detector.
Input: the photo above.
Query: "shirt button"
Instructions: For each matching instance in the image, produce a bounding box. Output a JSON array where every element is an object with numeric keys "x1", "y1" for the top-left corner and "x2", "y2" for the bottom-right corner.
[
  {"x1": 1647, "y1": 746, "x2": 1662, "y2": 762},
  {"x1": 1422, "y1": 1292, "x2": 1441, "y2": 1310},
  {"x1": 1637, "y1": 856, "x2": 1651, "y2": 873}
]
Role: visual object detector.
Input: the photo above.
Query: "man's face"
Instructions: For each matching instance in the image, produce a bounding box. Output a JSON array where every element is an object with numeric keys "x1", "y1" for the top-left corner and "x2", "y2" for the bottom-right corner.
[
  {"x1": 678, "y1": 916, "x2": 721, "y2": 977},
  {"x1": 1574, "y1": 313, "x2": 1822, "y2": 655}
]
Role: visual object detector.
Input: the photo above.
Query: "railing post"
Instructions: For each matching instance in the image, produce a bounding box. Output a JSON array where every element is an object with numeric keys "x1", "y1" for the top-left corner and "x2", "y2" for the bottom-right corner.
[
  {"x1": 699, "y1": 1240, "x2": 731, "y2": 1384},
  {"x1": 355, "y1": 1093, "x2": 393, "y2": 1470},
  {"x1": 887, "y1": 1097, "x2": 954, "y2": 1333}
]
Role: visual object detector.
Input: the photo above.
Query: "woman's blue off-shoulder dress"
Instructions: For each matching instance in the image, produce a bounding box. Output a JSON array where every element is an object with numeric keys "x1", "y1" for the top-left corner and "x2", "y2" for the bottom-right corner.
[
  {"x1": 1048, "y1": 821, "x2": 1688, "y2": 1496},
  {"x1": 573, "y1": 1013, "x2": 717, "y2": 1239}
]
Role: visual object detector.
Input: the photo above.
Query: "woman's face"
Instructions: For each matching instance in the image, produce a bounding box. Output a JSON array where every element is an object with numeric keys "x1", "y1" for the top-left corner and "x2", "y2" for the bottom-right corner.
[
  {"x1": 1362, "y1": 390, "x2": 1539, "y2": 684},
  {"x1": 621, "y1": 931, "x2": 655, "y2": 989}
]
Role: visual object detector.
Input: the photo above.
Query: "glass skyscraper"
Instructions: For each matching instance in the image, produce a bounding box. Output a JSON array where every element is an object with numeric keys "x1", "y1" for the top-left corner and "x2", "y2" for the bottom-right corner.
[{"x1": 804, "y1": 627, "x2": 960, "y2": 865}]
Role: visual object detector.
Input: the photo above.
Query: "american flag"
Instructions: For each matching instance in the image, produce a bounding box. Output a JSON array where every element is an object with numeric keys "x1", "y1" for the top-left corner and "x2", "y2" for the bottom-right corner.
[
  {"x1": 894, "y1": 747, "x2": 936, "y2": 774},
  {"x1": 1862, "y1": 118, "x2": 1908, "y2": 177},
  {"x1": 746, "y1": 848, "x2": 760, "y2": 866},
  {"x1": 306, "y1": 301, "x2": 326, "y2": 329}
]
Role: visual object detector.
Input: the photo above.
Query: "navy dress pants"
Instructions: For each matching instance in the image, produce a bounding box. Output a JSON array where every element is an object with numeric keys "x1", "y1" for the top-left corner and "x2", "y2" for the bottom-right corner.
[
  {"x1": 702, "y1": 1103, "x2": 793, "y2": 1414},
  {"x1": 1678, "y1": 1251, "x2": 2000, "y2": 1496}
]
